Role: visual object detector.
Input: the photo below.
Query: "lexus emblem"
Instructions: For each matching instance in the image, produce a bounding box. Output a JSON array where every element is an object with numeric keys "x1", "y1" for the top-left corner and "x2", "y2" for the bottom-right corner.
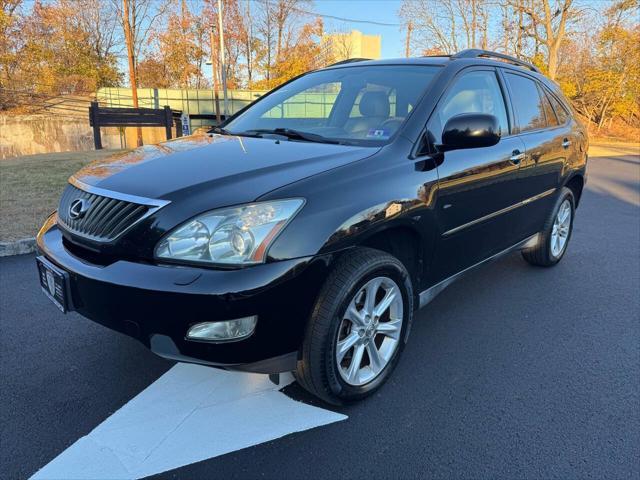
[{"x1": 69, "y1": 198, "x2": 90, "y2": 219}]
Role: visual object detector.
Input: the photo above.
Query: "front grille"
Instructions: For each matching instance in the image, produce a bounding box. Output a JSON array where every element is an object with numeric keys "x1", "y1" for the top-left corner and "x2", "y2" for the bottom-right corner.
[{"x1": 58, "y1": 183, "x2": 150, "y2": 242}]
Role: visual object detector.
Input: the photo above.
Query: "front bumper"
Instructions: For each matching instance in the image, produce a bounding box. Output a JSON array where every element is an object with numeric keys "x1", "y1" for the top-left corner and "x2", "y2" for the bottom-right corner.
[{"x1": 37, "y1": 220, "x2": 331, "y2": 373}]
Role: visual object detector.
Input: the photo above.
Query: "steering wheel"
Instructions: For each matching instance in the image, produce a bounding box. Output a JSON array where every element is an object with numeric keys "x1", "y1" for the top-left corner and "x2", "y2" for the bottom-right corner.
[{"x1": 378, "y1": 118, "x2": 404, "y2": 133}]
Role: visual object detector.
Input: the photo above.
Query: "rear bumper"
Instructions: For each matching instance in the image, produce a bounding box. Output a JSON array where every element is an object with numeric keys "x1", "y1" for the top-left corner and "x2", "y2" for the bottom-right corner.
[{"x1": 37, "y1": 219, "x2": 331, "y2": 373}]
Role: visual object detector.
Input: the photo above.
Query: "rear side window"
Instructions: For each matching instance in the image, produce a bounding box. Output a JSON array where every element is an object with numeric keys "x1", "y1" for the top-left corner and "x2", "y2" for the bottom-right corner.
[
  {"x1": 432, "y1": 70, "x2": 509, "y2": 140},
  {"x1": 504, "y1": 73, "x2": 546, "y2": 132}
]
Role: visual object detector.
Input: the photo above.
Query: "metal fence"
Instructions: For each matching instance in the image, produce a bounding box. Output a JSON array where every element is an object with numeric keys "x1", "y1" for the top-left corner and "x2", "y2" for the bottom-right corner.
[{"x1": 96, "y1": 88, "x2": 269, "y2": 130}]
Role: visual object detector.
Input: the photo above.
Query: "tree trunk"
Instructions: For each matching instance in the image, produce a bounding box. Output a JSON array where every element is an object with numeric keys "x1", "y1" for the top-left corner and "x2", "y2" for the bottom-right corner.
[
  {"x1": 547, "y1": 41, "x2": 558, "y2": 80},
  {"x1": 122, "y1": 0, "x2": 143, "y2": 147}
]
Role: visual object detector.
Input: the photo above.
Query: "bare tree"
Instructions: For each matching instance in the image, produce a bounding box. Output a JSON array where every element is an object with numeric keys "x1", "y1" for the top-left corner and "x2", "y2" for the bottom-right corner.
[
  {"x1": 112, "y1": 0, "x2": 168, "y2": 71},
  {"x1": 68, "y1": 0, "x2": 123, "y2": 68},
  {"x1": 399, "y1": 0, "x2": 491, "y2": 54},
  {"x1": 508, "y1": 0, "x2": 575, "y2": 80},
  {"x1": 254, "y1": 0, "x2": 310, "y2": 80},
  {"x1": 326, "y1": 30, "x2": 355, "y2": 62}
]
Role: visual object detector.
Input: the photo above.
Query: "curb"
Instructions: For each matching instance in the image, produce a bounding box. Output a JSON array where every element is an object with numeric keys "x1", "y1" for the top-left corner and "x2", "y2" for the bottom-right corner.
[{"x1": 0, "y1": 237, "x2": 36, "y2": 257}]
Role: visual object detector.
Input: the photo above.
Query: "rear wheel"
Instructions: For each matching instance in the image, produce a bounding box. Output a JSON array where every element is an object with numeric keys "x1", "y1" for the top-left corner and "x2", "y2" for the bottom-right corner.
[
  {"x1": 295, "y1": 248, "x2": 413, "y2": 405},
  {"x1": 522, "y1": 187, "x2": 575, "y2": 267}
]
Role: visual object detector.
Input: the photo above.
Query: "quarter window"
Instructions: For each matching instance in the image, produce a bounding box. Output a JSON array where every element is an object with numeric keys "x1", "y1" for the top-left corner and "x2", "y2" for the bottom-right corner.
[
  {"x1": 431, "y1": 70, "x2": 509, "y2": 142},
  {"x1": 546, "y1": 90, "x2": 571, "y2": 124},
  {"x1": 504, "y1": 73, "x2": 546, "y2": 132},
  {"x1": 539, "y1": 86, "x2": 559, "y2": 127}
]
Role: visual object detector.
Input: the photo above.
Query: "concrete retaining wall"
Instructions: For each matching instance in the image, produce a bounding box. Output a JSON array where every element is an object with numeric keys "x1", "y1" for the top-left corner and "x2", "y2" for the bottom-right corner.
[{"x1": 0, "y1": 115, "x2": 170, "y2": 159}]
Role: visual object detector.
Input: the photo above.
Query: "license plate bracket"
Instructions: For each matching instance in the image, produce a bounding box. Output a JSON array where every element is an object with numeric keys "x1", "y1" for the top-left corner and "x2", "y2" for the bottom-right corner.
[{"x1": 36, "y1": 256, "x2": 70, "y2": 313}]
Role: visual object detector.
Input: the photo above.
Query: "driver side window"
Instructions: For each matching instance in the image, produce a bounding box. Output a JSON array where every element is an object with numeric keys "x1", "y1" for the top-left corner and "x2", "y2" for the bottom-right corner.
[{"x1": 429, "y1": 70, "x2": 509, "y2": 144}]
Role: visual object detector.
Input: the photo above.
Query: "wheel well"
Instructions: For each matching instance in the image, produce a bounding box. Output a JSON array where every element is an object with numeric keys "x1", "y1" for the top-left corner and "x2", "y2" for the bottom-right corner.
[
  {"x1": 360, "y1": 227, "x2": 422, "y2": 290},
  {"x1": 565, "y1": 175, "x2": 585, "y2": 207}
]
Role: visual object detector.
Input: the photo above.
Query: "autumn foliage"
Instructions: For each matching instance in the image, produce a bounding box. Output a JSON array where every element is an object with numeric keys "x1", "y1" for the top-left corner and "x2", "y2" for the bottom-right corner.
[{"x1": 1, "y1": 0, "x2": 638, "y2": 139}]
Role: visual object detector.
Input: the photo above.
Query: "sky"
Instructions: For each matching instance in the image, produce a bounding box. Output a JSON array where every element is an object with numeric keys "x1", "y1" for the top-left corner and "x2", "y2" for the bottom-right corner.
[
  {"x1": 311, "y1": 0, "x2": 612, "y2": 59},
  {"x1": 311, "y1": 0, "x2": 405, "y2": 58}
]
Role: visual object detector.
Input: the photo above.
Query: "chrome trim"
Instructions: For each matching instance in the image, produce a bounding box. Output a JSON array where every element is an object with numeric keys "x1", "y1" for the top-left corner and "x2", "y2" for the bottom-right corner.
[
  {"x1": 69, "y1": 176, "x2": 171, "y2": 208},
  {"x1": 509, "y1": 152, "x2": 525, "y2": 163},
  {"x1": 60, "y1": 177, "x2": 171, "y2": 243},
  {"x1": 521, "y1": 188, "x2": 556, "y2": 205},
  {"x1": 418, "y1": 233, "x2": 540, "y2": 309},
  {"x1": 443, "y1": 188, "x2": 555, "y2": 237}
]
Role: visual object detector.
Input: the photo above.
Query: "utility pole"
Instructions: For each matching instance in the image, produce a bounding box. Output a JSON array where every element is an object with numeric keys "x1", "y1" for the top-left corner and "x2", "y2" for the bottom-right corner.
[
  {"x1": 122, "y1": 0, "x2": 143, "y2": 147},
  {"x1": 217, "y1": 0, "x2": 229, "y2": 118},
  {"x1": 210, "y1": 25, "x2": 221, "y2": 123},
  {"x1": 405, "y1": 21, "x2": 413, "y2": 58},
  {"x1": 246, "y1": 0, "x2": 252, "y2": 86}
]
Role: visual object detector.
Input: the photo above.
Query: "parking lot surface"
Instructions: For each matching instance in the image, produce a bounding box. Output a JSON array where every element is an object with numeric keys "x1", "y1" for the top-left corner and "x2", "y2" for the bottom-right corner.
[{"x1": 1, "y1": 144, "x2": 638, "y2": 479}]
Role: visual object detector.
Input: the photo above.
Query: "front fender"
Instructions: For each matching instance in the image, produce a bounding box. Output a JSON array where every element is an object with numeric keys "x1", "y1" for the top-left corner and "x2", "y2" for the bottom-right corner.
[{"x1": 262, "y1": 141, "x2": 439, "y2": 264}]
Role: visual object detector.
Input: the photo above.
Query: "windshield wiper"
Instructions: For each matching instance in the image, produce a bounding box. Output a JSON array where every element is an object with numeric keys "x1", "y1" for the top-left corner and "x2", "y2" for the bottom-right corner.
[
  {"x1": 209, "y1": 126, "x2": 262, "y2": 138},
  {"x1": 208, "y1": 125, "x2": 231, "y2": 135},
  {"x1": 242, "y1": 128, "x2": 343, "y2": 144}
]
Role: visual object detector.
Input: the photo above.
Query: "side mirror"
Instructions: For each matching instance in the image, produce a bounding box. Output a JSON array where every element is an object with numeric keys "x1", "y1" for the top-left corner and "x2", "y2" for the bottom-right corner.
[{"x1": 439, "y1": 113, "x2": 500, "y2": 152}]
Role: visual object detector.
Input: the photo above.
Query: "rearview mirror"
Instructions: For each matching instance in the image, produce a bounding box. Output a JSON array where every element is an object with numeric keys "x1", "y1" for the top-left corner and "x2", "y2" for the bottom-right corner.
[{"x1": 439, "y1": 113, "x2": 500, "y2": 152}]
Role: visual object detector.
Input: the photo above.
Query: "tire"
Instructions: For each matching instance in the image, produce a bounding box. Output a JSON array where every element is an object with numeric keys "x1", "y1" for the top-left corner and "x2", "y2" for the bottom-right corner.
[
  {"x1": 294, "y1": 247, "x2": 414, "y2": 405},
  {"x1": 522, "y1": 187, "x2": 575, "y2": 267}
]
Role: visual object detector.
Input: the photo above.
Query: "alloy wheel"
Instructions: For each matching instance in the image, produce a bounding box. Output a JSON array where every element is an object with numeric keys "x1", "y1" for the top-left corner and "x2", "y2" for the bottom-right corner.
[
  {"x1": 551, "y1": 198, "x2": 572, "y2": 257},
  {"x1": 335, "y1": 276, "x2": 404, "y2": 386}
]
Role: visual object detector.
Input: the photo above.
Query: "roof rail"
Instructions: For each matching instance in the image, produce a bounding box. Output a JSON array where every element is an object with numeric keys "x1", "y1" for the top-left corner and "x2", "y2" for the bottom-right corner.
[
  {"x1": 328, "y1": 58, "x2": 371, "y2": 67},
  {"x1": 452, "y1": 49, "x2": 541, "y2": 73}
]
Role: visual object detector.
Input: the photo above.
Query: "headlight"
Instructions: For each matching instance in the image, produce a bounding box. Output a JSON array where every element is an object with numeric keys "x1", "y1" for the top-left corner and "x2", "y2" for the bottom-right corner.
[{"x1": 155, "y1": 199, "x2": 304, "y2": 265}]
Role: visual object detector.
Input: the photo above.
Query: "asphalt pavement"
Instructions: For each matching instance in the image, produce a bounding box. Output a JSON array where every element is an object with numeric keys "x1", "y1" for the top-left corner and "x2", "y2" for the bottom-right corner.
[{"x1": 1, "y1": 144, "x2": 638, "y2": 479}]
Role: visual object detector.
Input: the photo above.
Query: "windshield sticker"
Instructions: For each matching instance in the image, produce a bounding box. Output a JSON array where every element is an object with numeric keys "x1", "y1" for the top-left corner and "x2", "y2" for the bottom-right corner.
[{"x1": 366, "y1": 129, "x2": 391, "y2": 139}]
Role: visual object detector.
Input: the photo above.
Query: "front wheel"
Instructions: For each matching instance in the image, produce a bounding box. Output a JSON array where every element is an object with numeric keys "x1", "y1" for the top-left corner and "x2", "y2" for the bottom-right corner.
[
  {"x1": 295, "y1": 248, "x2": 414, "y2": 405},
  {"x1": 522, "y1": 187, "x2": 575, "y2": 267}
]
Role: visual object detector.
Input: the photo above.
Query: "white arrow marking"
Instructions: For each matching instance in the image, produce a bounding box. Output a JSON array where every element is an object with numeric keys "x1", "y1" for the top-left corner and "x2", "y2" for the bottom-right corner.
[{"x1": 30, "y1": 363, "x2": 346, "y2": 479}]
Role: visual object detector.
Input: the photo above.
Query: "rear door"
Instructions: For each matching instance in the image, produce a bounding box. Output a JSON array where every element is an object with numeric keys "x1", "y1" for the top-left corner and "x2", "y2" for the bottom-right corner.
[
  {"x1": 428, "y1": 68, "x2": 526, "y2": 282},
  {"x1": 502, "y1": 71, "x2": 567, "y2": 240}
]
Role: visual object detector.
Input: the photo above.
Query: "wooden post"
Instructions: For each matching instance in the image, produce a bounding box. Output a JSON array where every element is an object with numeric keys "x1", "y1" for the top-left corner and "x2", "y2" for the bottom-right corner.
[
  {"x1": 164, "y1": 106, "x2": 173, "y2": 140},
  {"x1": 175, "y1": 115, "x2": 182, "y2": 138},
  {"x1": 89, "y1": 102, "x2": 103, "y2": 150}
]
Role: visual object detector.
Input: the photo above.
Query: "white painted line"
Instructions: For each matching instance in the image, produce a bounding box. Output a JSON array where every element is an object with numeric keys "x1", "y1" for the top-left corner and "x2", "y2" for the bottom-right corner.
[{"x1": 30, "y1": 363, "x2": 347, "y2": 479}]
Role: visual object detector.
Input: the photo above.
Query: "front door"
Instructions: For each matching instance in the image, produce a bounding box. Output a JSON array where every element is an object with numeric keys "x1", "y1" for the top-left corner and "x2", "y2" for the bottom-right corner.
[{"x1": 427, "y1": 68, "x2": 525, "y2": 283}]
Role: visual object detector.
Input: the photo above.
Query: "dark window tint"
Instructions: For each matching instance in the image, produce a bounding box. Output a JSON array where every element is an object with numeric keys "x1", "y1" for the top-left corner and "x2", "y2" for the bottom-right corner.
[
  {"x1": 505, "y1": 73, "x2": 546, "y2": 132},
  {"x1": 539, "y1": 86, "x2": 559, "y2": 127},
  {"x1": 546, "y1": 90, "x2": 570, "y2": 124},
  {"x1": 432, "y1": 70, "x2": 509, "y2": 141}
]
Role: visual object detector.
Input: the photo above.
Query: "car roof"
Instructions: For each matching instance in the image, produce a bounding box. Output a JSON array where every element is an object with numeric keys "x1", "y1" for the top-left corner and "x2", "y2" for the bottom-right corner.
[
  {"x1": 324, "y1": 56, "x2": 450, "y2": 68},
  {"x1": 322, "y1": 50, "x2": 551, "y2": 86}
]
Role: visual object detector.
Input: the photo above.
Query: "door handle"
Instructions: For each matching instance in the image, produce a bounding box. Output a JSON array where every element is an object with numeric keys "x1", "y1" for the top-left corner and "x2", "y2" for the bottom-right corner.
[
  {"x1": 510, "y1": 150, "x2": 525, "y2": 164},
  {"x1": 562, "y1": 138, "x2": 571, "y2": 148}
]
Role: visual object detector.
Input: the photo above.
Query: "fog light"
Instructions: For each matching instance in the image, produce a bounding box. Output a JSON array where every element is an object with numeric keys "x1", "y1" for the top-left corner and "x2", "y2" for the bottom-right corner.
[{"x1": 186, "y1": 316, "x2": 257, "y2": 342}]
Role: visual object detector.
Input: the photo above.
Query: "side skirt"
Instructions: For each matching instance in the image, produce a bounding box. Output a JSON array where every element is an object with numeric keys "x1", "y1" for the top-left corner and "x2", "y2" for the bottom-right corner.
[{"x1": 418, "y1": 233, "x2": 540, "y2": 309}]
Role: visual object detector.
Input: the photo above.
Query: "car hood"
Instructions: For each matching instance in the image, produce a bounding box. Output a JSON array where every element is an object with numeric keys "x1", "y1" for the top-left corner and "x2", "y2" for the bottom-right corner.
[{"x1": 72, "y1": 133, "x2": 378, "y2": 203}]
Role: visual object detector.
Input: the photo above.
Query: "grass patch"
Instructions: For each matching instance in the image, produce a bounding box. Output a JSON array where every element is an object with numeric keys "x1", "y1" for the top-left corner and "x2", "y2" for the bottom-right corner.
[{"x1": 0, "y1": 150, "x2": 125, "y2": 242}]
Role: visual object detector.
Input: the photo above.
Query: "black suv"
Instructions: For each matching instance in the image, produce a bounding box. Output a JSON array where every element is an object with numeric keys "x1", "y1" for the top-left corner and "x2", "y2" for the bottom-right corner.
[{"x1": 37, "y1": 49, "x2": 587, "y2": 404}]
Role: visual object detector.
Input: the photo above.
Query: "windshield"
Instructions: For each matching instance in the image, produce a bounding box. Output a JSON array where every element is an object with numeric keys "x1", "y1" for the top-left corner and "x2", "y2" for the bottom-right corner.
[{"x1": 225, "y1": 65, "x2": 440, "y2": 146}]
